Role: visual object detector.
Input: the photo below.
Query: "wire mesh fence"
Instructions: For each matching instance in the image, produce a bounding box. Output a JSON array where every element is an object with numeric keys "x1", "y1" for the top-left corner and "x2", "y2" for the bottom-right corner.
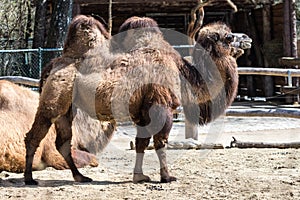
[
  {"x1": 0, "y1": 45, "x2": 193, "y2": 80},
  {"x1": 0, "y1": 48, "x2": 63, "y2": 79}
]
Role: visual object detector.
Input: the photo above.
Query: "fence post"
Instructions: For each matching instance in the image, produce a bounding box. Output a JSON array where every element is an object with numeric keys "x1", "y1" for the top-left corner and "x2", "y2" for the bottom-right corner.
[
  {"x1": 288, "y1": 70, "x2": 292, "y2": 87},
  {"x1": 38, "y1": 47, "x2": 42, "y2": 77}
]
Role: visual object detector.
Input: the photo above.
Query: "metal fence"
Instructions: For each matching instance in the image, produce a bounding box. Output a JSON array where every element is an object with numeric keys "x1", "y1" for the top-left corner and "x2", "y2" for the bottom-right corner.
[
  {"x1": 0, "y1": 48, "x2": 63, "y2": 79},
  {"x1": 0, "y1": 45, "x2": 193, "y2": 79}
]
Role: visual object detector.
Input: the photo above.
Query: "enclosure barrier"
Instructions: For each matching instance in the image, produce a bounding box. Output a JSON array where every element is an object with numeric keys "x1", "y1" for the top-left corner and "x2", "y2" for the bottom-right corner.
[
  {"x1": 0, "y1": 76, "x2": 39, "y2": 87},
  {"x1": 0, "y1": 48, "x2": 62, "y2": 79},
  {"x1": 1, "y1": 66, "x2": 300, "y2": 90},
  {"x1": 238, "y1": 67, "x2": 300, "y2": 87}
]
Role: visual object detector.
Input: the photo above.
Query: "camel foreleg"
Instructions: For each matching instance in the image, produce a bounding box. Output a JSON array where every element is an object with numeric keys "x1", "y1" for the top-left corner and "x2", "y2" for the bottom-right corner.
[
  {"x1": 25, "y1": 68, "x2": 77, "y2": 184},
  {"x1": 24, "y1": 114, "x2": 53, "y2": 185},
  {"x1": 54, "y1": 108, "x2": 92, "y2": 183}
]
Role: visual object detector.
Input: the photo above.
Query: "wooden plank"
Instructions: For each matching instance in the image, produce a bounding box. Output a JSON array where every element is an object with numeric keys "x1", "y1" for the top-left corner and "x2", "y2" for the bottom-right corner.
[
  {"x1": 238, "y1": 67, "x2": 300, "y2": 77},
  {"x1": 279, "y1": 57, "x2": 300, "y2": 66},
  {"x1": 226, "y1": 107, "x2": 300, "y2": 119},
  {"x1": 273, "y1": 16, "x2": 283, "y2": 23},
  {"x1": 230, "y1": 137, "x2": 300, "y2": 149},
  {"x1": 75, "y1": 0, "x2": 197, "y2": 5},
  {"x1": 0, "y1": 76, "x2": 39, "y2": 87},
  {"x1": 129, "y1": 140, "x2": 224, "y2": 150},
  {"x1": 280, "y1": 86, "x2": 300, "y2": 95},
  {"x1": 75, "y1": 0, "x2": 257, "y2": 10}
]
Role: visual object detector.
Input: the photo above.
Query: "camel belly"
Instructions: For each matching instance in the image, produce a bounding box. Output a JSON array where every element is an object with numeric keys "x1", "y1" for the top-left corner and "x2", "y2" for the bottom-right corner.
[{"x1": 73, "y1": 73, "x2": 102, "y2": 119}]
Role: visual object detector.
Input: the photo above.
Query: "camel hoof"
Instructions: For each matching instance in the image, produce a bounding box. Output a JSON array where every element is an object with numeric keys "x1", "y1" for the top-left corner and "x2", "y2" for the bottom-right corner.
[
  {"x1": 74, "y1": 175, "x2": 93, "y2": 183},
  {"x1": 25, "y1": 179, "x2": 38, "y2": 185},
  {"x1": 133, "y1": 173, "x2": 151, "y2": 184},
  {"x1": 160, "y1": 176, "x2": 177, "y2": 183}
]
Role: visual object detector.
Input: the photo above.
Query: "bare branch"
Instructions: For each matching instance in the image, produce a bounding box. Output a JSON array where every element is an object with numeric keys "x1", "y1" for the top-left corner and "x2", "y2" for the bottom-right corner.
[
  {"x1": 225, "y1": 0, "x2": 238, "y2": 13},
  {"x1": 187, "y1": 0, "x2": 210, "y2": 41}
]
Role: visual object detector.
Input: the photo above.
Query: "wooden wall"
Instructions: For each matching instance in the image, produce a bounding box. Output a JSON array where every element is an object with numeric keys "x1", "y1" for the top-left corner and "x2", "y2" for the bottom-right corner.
[
  {"x1": 233, "y1": 3, "x2": 288, "y2": 98},
  {"x1": 272, "y1": 3, "x2": 284, "y2": 39},
  {"x1": 251, "y1": 3, "x2": 284, "y2": 68}
]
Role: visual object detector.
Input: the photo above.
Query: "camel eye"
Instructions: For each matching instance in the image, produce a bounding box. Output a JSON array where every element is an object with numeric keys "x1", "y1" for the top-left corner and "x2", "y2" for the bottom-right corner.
[
  {"x1": 80, "y1": 24, "x2": 90, "y2": 31},
  {"x1": 209, "y1": 33, "x2": 220, "y2": 42},
  {"x1": 225, "y1": 34, "x2": 234, "y2": 43}
]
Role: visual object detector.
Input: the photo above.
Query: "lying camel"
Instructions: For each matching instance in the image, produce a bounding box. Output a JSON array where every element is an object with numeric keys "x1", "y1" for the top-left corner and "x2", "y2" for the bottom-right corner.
[{"x1": 0, "y1": 80, "x2": 98, "y2": 173}]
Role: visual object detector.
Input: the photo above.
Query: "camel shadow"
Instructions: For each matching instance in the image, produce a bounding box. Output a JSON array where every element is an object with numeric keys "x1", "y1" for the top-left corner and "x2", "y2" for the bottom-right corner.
[{"x1": 1, "y1": 178, "x2": 160, "y2": 188}]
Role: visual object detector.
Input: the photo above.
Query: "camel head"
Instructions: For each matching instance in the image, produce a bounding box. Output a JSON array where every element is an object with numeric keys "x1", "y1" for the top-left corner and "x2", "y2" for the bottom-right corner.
[
  {"x1": 63, "y1": 15, "x2": 110, "y2": 57},
  {"x1": 194, "y1": 22, "x2": 251, "y2": 59},
  {"x1": 195, "y1": 22, "x2": 234, "y2": 58}
]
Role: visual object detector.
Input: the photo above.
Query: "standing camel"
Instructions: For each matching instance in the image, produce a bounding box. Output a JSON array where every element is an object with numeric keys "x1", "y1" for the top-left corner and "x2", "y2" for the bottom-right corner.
[
  {"x1": 24, "y1": 16, "x2": 250, "y2": 185},
  {"x1": 39, "y1": 15, "x2": 114, "y2": 155}
]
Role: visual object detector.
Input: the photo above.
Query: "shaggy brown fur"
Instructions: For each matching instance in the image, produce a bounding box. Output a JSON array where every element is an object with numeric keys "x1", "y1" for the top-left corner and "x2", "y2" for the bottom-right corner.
[
  {"x1": 24, "y1": 16, "x2": 243, "y2": 185},
  {"x1": 63, "y1": 15, "x2": 110, "y2": 57},
  {"x1": 0, "y1": 80, "x2": 98, "y2": 173},
  {"x1": 24, "y1": 15, "x2": 115, "y2": 185},
  {"x1": 40, "y1": 14, "x2": 110, "y2": 92},
  {"x1": 24, "y1": 16, "x2": 179, "y2": 185},
  {"x1": 77, "y1": 17, "x2": 183, "y2": 183},
  {"x1": 181, "y1": 22, "x2": 240, "y2": 125},
  {"x1": 40, "y1": 15, "x2": 114, "y2": 154}
]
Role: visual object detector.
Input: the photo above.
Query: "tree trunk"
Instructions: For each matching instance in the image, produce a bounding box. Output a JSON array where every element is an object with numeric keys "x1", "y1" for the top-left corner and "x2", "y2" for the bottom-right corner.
[
  {"x1": 108, "y1": 0, "x2": 113, "y2": 35},
  {"x1": 32, "y1": 0, "x2": 48, "y2": 48},
  {"x1": 283, "y1": 0, "x2": 298, "y2": 102},
  {"x1": 262, "y1": 3, "x2": 274, "y2": 97},
  {"x1": 46, "y1": 0, "x2": 73, "y2": 48},
  {"x1": 25, "y1": 0, "x2": 34, "y2": 49},
  {"x1": 283, "y1": 0, "x2": 297, "y2": 58},
  {"x1": 290, "y1": 0, "x2": 297, "y2": 59},
  {"x1": 44, "y1": 0, "x2": 73, "y2": 66}
]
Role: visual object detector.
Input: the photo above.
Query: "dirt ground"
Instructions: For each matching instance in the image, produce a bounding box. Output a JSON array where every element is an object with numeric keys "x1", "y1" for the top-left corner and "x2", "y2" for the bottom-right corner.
[{"x1": 1, "y1": 116, "x2": 300, "y2": 199}]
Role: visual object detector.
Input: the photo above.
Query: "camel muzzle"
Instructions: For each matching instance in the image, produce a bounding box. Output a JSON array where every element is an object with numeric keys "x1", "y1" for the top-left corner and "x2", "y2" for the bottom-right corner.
[{"x1": 231, "y1": 33, "x2": 252, "y2": 49}]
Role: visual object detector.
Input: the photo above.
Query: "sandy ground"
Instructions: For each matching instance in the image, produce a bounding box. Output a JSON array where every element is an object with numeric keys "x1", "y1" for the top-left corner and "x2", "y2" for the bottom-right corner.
[{"x1": 1, "y1": 115, "x2": 300, "y2": 199}]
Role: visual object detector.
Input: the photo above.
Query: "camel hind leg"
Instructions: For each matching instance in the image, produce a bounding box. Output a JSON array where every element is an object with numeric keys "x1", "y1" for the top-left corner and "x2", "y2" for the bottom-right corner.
[
  {"x1": 133, "y1": 105, "x2": 176, "y2": 183},
  {"x1": 54, "y1": 108, "x2": 92, "y2": 183},
  {"x1": 133, "y1": 133, "x2": 151, "y2": 183},
  {"x1": 153, "y1": 107, "x2": 177, "y2": 183}
]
